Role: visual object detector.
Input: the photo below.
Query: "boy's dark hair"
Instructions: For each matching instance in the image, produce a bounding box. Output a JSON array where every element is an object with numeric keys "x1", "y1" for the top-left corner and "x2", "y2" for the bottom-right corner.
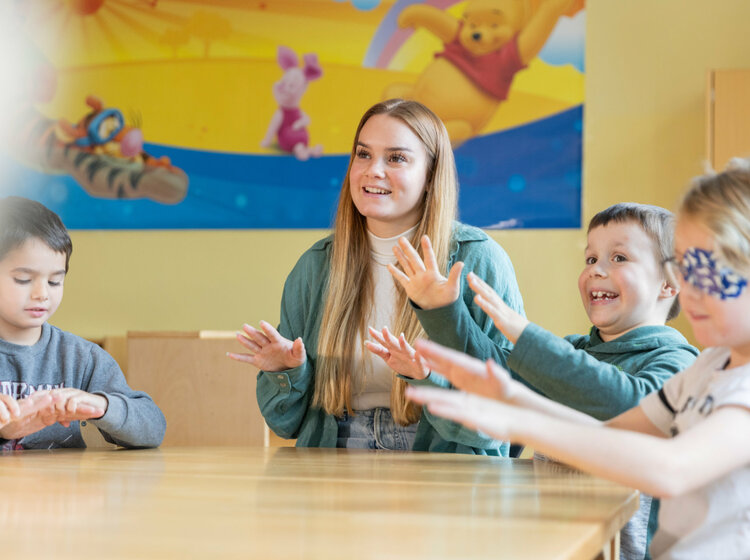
[
  {"x1": 588, "y1": 202, "x2": 680, "y2": 321},
  {"x1": 0, "y1": 197, "x2": 73, "y2": 271}
]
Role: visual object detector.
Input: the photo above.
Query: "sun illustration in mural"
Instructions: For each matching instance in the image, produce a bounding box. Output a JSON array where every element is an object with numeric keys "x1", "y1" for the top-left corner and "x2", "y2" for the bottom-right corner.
[{"x1": 68, "y1": 0, "x2": 106, "y2": 16}]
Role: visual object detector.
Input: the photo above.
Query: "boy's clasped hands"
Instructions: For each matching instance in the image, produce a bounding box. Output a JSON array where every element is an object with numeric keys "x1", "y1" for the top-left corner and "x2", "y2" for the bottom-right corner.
[{"x1": 0, "y1": 389, "x2": 107, "y2": 439}]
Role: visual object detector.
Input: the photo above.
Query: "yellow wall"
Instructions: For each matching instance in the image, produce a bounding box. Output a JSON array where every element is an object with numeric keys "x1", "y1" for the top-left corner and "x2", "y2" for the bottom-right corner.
[{"x1": 53, "y1": 0, "x2": 750, "y2": 346}]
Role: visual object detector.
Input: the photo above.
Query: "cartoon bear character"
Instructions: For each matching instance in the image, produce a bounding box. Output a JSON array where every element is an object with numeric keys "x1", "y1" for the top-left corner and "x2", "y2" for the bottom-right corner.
[{"x1": 385, "y1": 0, "x2": 582, "y2": 146}]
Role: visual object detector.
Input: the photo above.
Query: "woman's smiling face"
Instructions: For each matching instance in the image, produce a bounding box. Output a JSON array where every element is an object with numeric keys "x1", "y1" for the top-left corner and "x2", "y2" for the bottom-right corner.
[{"x1": 349, "y1": 114, "x2": 430, "y2": 238}]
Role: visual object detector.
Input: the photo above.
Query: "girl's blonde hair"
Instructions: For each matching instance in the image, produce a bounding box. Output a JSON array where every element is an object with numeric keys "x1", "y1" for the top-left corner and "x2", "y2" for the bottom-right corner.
[
  {"x1": 313, "y1": 99, "x2": 458, "y2": 425},
  {"x1": 679, "y1": 158, "x2": 750, "y2": 273}
]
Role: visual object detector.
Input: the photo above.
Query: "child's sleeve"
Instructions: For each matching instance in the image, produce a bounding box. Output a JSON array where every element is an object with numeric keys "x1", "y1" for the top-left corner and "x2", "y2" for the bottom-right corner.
[
  {"x1": 255, "y1": 251, "x2": 319, "y2": 440},
  {"x1": 410, "y1": 234, "x2": 524, "y2": 452},
  {"x1": 85, "y1": 347, "x2": 166, "y2": 448},
  {"x1": 508, "y1": 323, "x2": 699, "y2": 420}
]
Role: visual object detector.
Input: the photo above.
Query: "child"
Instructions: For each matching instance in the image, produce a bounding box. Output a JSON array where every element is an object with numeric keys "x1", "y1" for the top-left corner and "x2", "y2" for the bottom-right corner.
[
  {"x1": 0, "y1": 196, "x2": 166, "y2": 450},
  {"x1": 370, "y1": 203, "x2": 698, "y2": 560},
  {"x1": 408, "y1": 159, "x2": 750, "y2": 559},
  {"x1": 228, "y1": 99, "x2": 524, "y2": 454}
]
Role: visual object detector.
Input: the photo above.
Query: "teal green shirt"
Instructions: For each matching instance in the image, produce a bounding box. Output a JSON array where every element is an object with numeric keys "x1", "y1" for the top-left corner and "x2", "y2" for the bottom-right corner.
[
  {"x1": 256, "y1": 223, "x2": 525, "y2": 455},
  {"x1": 508, "y1": 323, "x2": 699, "y2": 420}
]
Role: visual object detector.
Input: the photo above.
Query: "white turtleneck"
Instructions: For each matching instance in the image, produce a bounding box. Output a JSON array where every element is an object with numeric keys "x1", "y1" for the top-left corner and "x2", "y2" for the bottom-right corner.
[{"x1": 351, "y1": 225, "x2": 418, "y2": 410}]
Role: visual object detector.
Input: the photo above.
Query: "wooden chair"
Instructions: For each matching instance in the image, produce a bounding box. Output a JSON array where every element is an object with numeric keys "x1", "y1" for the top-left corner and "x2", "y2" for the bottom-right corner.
[{"x1": 126, "y1": 331, "x2": 294, "y2": 447}]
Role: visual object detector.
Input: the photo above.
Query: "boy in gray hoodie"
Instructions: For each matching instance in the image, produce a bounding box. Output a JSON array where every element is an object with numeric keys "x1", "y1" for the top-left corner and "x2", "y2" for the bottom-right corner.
[{"x1": 0, "y1": 196, "x2": 165, "y2": 450}]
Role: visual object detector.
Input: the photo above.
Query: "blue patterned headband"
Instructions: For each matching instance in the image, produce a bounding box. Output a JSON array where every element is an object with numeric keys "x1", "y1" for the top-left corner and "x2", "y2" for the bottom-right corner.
[{"x1": 671, "y1": 247, "x2": 748, "y2": 300}]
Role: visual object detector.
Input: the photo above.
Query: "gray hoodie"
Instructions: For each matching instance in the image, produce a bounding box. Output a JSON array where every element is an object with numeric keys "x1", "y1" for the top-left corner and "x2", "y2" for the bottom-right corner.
[{"x1": 0, "y1": 323, "x2": 166, "y2": 449}]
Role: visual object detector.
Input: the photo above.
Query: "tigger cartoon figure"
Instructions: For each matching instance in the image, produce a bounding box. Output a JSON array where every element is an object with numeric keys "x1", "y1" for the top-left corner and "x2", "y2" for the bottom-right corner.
[
  {"x1": 8, "y1": 96, "x2": 188, "y2": 204},
  {"x1": 55, "y1": 95, "x2": 172, "y2": 168}
]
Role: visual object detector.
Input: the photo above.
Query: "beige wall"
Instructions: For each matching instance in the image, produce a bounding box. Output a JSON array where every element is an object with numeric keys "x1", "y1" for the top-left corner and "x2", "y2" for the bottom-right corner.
[{"x1": 53, "y1": 1, "x2": 750, "y2": 347}]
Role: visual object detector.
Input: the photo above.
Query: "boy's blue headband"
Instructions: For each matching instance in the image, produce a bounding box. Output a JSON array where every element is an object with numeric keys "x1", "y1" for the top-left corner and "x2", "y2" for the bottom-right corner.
[{"x1": 672, "y1": 247, "x2": 748, "y2": 300}]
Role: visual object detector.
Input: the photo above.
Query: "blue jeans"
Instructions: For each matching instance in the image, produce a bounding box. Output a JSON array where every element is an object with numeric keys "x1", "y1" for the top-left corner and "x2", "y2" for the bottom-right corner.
[{"x1": 336, "y1": 408, "x2": 417, "y2": 450}]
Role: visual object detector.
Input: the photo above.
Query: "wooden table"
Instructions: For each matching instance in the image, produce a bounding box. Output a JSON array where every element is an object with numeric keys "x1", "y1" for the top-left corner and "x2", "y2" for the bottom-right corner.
[{"x1": 0, "y1": 447, "x2": 638, "y2": 559}]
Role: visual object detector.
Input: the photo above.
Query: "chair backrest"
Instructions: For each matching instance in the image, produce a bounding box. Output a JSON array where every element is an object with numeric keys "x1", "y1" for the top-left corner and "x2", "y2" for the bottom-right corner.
[{"x1": 126, "y1": 331, "x2": 270, "y2": 447}]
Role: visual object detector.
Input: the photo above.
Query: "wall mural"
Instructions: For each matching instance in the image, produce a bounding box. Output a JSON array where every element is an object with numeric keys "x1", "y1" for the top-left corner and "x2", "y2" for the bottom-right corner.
[{"x1": 0, "y1": 0, "x2": 585, "y2": 229}]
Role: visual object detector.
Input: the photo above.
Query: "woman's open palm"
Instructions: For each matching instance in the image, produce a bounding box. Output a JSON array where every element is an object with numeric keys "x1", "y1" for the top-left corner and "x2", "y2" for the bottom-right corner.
[
  {"x1": 388, "y1": 235, "x2": 463, "y2": 310},
  {"x1": 227, "y1": 321, "x2": 306, "y2": 372}
]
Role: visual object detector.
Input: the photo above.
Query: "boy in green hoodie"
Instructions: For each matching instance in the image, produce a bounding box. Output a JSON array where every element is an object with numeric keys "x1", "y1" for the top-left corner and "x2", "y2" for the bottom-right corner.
[
  {"x1": 369, "y1": 203, "x2": 698, "y2": 560},
  {"x1": 465, "y1": 202, "x2": 699, "y2": 560}
]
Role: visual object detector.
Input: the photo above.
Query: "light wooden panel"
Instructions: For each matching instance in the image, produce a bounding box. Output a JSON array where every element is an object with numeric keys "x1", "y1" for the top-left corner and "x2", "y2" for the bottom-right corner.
[
  {"x1": 708, "y1": 68, "x2": 750, "y2": 170},
  {"x1": 127, "y1": 331, "x2": 287, "y2": 447}
]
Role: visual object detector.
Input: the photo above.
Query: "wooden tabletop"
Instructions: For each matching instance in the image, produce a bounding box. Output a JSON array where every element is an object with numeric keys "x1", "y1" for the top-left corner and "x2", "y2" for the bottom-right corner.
[{"x1": 0, "y1": 447, "x2": 638, "y2": 559}]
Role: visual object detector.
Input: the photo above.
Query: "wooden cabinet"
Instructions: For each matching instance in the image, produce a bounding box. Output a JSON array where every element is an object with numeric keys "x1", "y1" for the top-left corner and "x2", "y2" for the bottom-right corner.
[
  {"x1": 707, "y1": 69, "x2": 750, "y2": 170},
  {"x1": 126, "y1": 331, "x2": 292, "y2": 447}
]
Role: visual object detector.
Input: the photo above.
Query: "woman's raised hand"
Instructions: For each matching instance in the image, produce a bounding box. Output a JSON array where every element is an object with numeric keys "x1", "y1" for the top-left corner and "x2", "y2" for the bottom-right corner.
[
  {"x1": 388, "y1": 235, "x2": 463, "y2": 310},
  {"x1": 227, "y1": 321, "x2": 306, "y2": 372},
  {"x1": 365, "y1": 326, "x2": 430, "y2": 380},
  {"x1": 467, "y1": 272, "x2": 529, "y2": 344}
]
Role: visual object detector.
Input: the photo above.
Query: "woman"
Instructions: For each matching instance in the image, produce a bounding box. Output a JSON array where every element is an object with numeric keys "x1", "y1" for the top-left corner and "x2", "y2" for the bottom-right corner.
[{"x1": 228, "y1": 99, "x2": 524, "y2": 453}]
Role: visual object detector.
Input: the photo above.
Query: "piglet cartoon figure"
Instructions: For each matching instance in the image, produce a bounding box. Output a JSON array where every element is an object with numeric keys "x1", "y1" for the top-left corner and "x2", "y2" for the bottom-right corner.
[{"x1": 261, "y1": 45, "x2": 323, "y2": 161}]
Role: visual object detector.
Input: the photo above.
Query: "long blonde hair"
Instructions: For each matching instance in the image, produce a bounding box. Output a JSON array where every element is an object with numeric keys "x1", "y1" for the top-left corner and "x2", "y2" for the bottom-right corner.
[{"x1": 313, "y1": 99, "x2": 458, "y2": 425}]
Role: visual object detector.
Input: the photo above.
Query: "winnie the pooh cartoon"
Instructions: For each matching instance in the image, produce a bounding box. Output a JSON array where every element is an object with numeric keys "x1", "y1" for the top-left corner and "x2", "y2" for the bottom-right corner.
[{"x1": 385, "y1": 0, "x2": 582, "y2": 146}]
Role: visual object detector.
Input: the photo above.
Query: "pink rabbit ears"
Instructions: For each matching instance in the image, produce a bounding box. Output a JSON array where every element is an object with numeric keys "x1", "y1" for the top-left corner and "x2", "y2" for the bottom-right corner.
[{"x1": 277, "y1": 45, "x2": 323, "y2": 81}]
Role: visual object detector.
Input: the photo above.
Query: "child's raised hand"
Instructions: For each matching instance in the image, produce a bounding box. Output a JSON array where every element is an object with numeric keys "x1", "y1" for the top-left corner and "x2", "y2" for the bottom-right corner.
[
  {"x1": 388, "y1": 235, "x2": 463, "y2": 310},
  {"x1": 365, "y1": 326, "x2": 430, "y2": 380},
  {"x1": 467, "y1": 272, "x2": 529, "y2": 344},
  {"x1": 228, "y1": 321, "x2": 306, "y2": 372},
  {"x1": 414, "y1": 339, "x2": 516, "y2": 401},
  {"x1": 406, "y1": 386, "x2": 516, "y2": 442}
]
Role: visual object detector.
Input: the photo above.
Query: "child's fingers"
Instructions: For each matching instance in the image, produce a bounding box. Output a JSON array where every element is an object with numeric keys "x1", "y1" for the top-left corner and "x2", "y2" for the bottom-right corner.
[
  {"x1": 75, "y1": 404, "x2": 101, "y2": 417},
  {"x1": 405, "y1": 386, "x2": 461, "y2": 407},
  {"x1": 414, "y1": 339, "x2": 481, "y2": 374},
  {"x1": 474, "y1": 294, "x2": 500, "y2": 319},
  {"x1": 0, "y1": 394, "x2": 20, "y2": 418},
  {"x1": 467, "y1": 272, "x2": 500, "y2": 302},
  {"x1": 407, "y1": 387, "x2": 490, "y2": 434},
  {"x1": 66, "y1": 397, "x2": 78, "y2": 415}
]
